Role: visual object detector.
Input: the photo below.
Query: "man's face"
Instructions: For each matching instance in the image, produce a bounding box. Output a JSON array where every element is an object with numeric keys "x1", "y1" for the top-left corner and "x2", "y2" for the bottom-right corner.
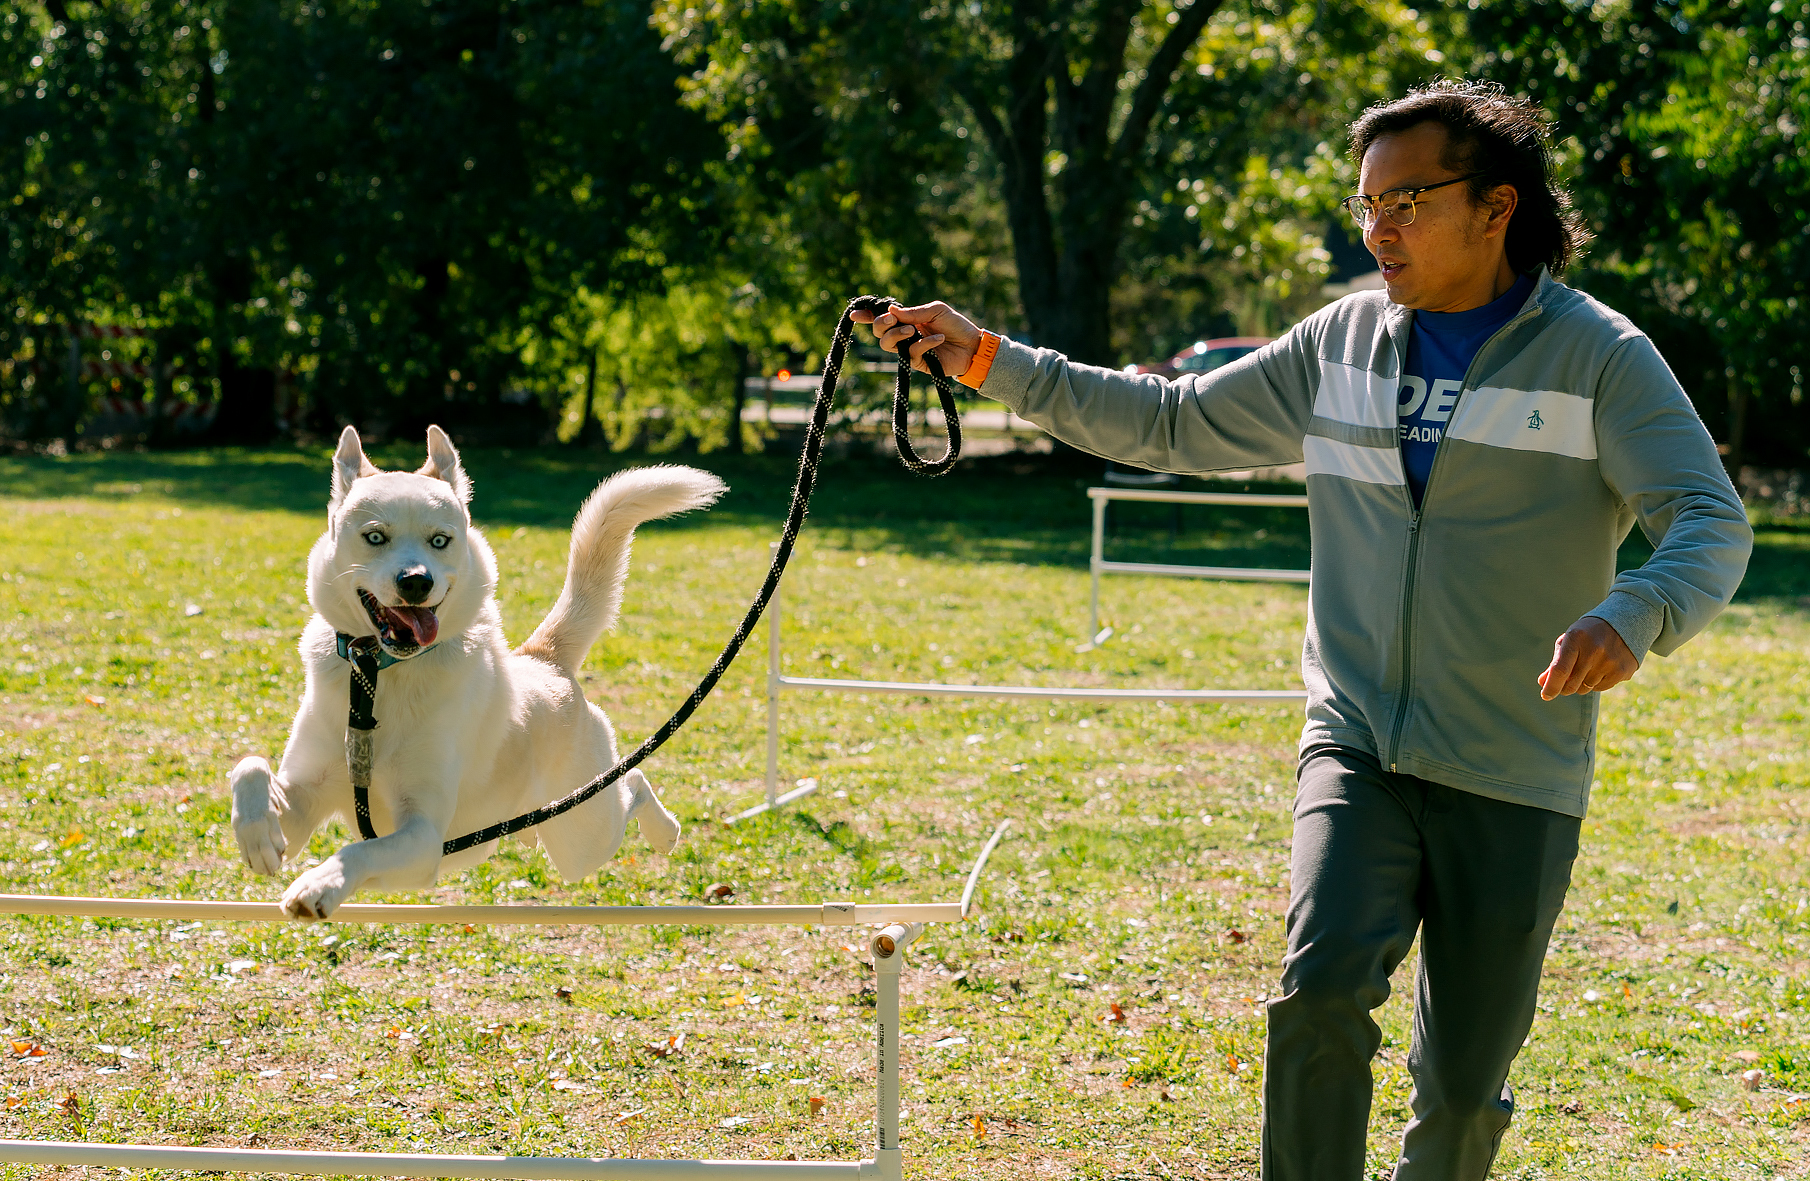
[{"x1": 1357, "y1": 121, "x2": 1514, "y2": 313}]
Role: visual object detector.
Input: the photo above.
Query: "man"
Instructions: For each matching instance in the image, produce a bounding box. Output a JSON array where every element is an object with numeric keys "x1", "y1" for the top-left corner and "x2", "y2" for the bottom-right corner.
[{"x1": 857, "y1": 80, "x2": 1751, "y2": 1178}]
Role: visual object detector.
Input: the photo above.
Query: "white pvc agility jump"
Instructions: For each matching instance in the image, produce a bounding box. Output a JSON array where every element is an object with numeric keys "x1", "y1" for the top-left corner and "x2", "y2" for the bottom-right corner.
[
  {"x1": 1087, "y1": 486, "x2": 1310, "y2": 637},
  {"x1": 743, "y1": 529, "x2": 1309, "y2": 819},
  {"x1": 0, "y1": 821, "x2": 1011, "y2": 1181}
]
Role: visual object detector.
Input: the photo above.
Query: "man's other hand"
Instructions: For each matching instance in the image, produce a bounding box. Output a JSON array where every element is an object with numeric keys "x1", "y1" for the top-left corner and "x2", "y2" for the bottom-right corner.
[
  {"x1": 1538, "y1": 616, "x2": 1638, "y2": 700},
  {"x1": 853, "y1": 301, "x2": 982, "y2": 379}
]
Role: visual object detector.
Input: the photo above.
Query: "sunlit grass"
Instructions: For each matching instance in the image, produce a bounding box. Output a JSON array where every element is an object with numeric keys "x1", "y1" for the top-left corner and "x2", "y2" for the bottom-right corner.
[{"x1": 0, "y1": 444, "x2": 1804, "y2": 1179}]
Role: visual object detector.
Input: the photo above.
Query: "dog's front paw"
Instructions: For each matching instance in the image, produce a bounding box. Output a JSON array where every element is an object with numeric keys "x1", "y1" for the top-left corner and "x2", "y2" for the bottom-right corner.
[
  {"x1": 282, "y1": 858, "x2": 350, "y2": 921},
  {"x1": 230, "y1": 757, "x2": 287, "y2": 877}
]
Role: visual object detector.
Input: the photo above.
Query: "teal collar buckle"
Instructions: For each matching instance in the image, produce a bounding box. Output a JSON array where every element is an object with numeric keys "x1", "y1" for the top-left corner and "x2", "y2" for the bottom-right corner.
[{"x1": 335, "y1": 632, "x2": 439, "y2": 670}]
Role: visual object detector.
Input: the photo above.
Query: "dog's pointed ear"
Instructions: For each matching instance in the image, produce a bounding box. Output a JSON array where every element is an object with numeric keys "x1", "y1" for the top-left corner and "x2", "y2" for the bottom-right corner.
[
  {"x1": 331, "y1": 426, "x2": 378, "y2": 513},
  {"x1": 419, "y1": 425, "x2": 472, "y2": 505}
]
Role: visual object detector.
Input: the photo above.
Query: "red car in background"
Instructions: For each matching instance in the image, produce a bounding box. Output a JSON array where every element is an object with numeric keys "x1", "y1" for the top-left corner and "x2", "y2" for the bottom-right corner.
[{"x1": 1136, "y1": 336, "x2": 1273, "y2": 380}]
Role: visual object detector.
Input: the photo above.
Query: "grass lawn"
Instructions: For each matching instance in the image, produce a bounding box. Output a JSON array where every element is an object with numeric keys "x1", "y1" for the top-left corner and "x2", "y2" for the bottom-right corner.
[{"x1": 0, "y1": 440, "x2": 1805, "y2": 1179}]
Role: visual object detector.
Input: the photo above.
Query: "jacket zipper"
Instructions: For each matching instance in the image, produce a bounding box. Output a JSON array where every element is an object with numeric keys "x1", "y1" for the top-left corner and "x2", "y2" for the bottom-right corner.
[
  {"x1": 1383, "y1": 287, "x2": 1547, "y2": 773},
  {"x1": 1387, "y1": 509, "x2": 1421, "y2": 772}
]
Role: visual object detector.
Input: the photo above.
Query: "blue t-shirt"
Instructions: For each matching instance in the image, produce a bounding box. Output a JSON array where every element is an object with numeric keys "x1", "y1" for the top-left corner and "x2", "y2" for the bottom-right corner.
[{"x1": 1398, "y1": 272, "x2": 1535, "y2": 506}]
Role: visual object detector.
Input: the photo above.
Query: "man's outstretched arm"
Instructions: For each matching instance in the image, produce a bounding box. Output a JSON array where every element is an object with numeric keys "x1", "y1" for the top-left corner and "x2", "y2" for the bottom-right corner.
[{"x1": 856, "y1": 301, "x2": 1320, "y2": 476}]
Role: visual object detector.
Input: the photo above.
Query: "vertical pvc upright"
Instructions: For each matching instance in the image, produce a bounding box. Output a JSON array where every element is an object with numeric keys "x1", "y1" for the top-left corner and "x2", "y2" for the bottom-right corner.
[
  {"x1": 1089, "y1": 494, "x2": 1107, "y2": 637},
  {"x1": 765, "y1": 540, "x2": 781, "y2": 807},
  {"x1": 869, "y1": 922, "x2": 920, "y2": 1181}
]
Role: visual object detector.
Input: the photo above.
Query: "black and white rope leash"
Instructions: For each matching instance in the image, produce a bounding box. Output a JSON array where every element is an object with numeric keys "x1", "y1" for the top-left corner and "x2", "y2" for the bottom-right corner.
[{"x1": 340, "y1": 296, "x2": 961, "y2": 856}]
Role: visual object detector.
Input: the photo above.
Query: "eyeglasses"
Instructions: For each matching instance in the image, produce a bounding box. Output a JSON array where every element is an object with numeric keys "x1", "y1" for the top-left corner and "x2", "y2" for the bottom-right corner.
[{"x1": 1341, "y1": 174, "x2": 1486, "y2": 228}]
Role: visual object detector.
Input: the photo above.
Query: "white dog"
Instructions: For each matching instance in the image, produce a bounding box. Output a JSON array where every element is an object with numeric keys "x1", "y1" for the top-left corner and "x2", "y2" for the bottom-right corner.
[{"x1": 229, "y1": 425, "x2": 725, "y2": 919}]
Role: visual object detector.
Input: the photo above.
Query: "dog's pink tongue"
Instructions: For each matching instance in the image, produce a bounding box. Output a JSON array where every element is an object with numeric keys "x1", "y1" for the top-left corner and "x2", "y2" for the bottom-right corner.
[{"x1": 388, "y1": 606, "x2": 439, "y2": 647}]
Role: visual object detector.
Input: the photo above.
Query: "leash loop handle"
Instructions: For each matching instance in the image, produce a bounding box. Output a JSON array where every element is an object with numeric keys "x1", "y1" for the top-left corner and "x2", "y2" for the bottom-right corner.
[
  {"x1": 854, "y1": 295, "x2": 963, "y2": 476},
  {"x1": 434, "y1": 295, "x2": 958, "y2": 857}
]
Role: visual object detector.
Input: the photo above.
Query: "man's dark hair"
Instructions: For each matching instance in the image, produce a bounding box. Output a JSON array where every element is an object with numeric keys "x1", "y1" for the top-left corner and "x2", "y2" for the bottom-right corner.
[{"x1": 1348, "y1": 79, "x2": 1589, "y2": 276}]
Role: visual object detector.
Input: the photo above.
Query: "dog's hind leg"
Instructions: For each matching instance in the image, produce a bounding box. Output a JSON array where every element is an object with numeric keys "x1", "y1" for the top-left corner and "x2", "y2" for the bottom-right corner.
[{"x1": 627, "y1": 769, "x2": 682, "y2": 855}]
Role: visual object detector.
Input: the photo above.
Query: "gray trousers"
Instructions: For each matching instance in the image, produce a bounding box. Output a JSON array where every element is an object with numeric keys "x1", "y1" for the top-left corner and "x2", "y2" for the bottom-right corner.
[{"x1": 1260, "y1": 746, "x2": 1581, "y2": 1180}]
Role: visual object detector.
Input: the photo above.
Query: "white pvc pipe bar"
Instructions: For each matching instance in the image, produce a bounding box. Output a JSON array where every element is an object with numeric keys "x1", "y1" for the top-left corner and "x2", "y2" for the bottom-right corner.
[
  {"x1": 960, "y1": 821, "x2": 1011, "y2": 918},
  {"x1": 776, "y1": 677, "x2": 1305, "y2": 704},
  {"x1": 1085, "y1": 487, "x2": 1309, "y2": 507},
  {"x1": 1097, "y1": 559, "x2": 1312, "y2": 583},
  {"x1": 724, "y1": 778, "x2": 820, "y2": 825},
  {"x1": 0, "y1": 1142, "x2": 876, "y2": 1179},
  {"x1": 1088, "y1": 484, "x2": 1311, "y2": 634},
  {"x1": 0, "y1": 895, "x2": 961, "y2": 926},
  {"x1": 759, "y1": 516, "x2": 1304, "y2": 808}
]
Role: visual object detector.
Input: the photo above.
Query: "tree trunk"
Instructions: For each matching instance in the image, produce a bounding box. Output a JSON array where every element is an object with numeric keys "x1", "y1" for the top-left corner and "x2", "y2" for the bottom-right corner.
[
  {"x1": 213, "y1": 361, "x2": 278, "y2": 445},
  {"x1": 578, "y1": 348, "x2": 602, "y2": 446},
  {"x1": 45, "y1": 327, "x2": 84, "y2": 444},
  {"x1": 725, "y1": 339, "x2": 749, "y2": 454},
  {"x1": 1723, "y1": 370, "x2": 1748, "y2": 490},
  {"x1": 962, "y1": 0, "x2": 1220, "y2": 365}
]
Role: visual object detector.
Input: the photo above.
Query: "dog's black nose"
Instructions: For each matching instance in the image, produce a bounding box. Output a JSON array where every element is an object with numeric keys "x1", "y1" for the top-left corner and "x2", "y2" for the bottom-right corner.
[{"x1": 396, "y1": 567, "x2": 434, "y2": 605}]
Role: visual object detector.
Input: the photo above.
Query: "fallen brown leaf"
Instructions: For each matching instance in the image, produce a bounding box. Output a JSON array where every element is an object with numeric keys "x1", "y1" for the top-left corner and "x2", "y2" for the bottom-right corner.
[
  {"x1": 1100, "y1": 1002, "x2": 1127, "y2": 1025},
  {"x1": 971, "y1": 1114, "x2": 986, "y2": 1136},
  {"x1": 1222, "y1": 928, "x2": 1248, "y2": 945},
  {"x1": 554, "y1": 987, "x2": 574, "y2": 1004},
  {"x1": 808, "y1": 1096, "x2": 826, "y2": 1117}
]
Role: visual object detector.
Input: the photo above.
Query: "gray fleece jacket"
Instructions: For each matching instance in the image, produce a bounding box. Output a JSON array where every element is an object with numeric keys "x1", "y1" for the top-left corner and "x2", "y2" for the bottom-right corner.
[{"x1": 979, "y1": 269, "x2": 1752, "y2": 816}]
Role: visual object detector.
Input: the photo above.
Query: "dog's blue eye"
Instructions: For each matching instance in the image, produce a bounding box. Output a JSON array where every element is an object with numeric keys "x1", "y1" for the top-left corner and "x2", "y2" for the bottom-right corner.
[
  {"x1": 363, "y1": 531, "x2": 386, "y2": 545},
  {"x1": 430, "y1": 534, "x2": 450, "y2": 550}
]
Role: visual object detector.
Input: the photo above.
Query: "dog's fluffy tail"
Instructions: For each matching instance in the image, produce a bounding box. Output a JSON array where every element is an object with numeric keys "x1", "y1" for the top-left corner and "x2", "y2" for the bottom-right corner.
[{"x1": 517, "y1": 465, "x2": 726, "y2": 675}]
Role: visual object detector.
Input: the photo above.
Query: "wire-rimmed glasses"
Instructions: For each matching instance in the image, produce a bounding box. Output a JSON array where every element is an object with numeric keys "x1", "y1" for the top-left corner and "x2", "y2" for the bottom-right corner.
[{"x1": 1341, "y1": 174, "x2": 1486, "y2": 228}]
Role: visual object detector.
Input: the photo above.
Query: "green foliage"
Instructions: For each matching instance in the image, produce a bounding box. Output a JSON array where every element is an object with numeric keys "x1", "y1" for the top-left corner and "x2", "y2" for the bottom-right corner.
[
  {"x1": 1465, "y1": 0, "x2": 1810, "y2": 468},
  {"x1": 656, "y1": 0, "x2": 1460, "y2": 366},
  {"x1": 0, "y1": 0, "x2": 722, "y2": 439}
]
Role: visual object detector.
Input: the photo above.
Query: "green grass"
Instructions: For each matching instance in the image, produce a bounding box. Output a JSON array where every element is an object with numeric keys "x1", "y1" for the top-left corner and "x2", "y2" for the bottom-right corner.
[{"x1": 0, "y1": 442, "x2": 1805, "y2": 1179}]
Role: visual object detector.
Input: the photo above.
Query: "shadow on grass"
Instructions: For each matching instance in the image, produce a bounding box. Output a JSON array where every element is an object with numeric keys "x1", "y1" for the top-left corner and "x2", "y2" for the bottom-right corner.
[
  {"x1": 0, "y1": 443, "x2": 1802, "y2": 602},
  {"x1": 0, "y1": 443, "x2": 1314, "y2": 572}
]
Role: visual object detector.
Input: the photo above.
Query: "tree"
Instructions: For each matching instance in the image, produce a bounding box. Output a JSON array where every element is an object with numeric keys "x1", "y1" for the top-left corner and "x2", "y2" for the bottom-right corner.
[
  {"x1": 0, "y1": 0, "x2": 726, "y2": 443},
  {"x1": 656, "y1": 0, "x2": 1455, "y2": 367},
  {"x1": 1465, "y1": 0, "x2": 1810, "y2": 472}
]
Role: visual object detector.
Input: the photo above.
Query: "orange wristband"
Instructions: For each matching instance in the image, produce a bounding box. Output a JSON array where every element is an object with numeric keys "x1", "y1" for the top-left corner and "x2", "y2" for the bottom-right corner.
[{"x1": 957, "y1": 331, "x2": 1001, "y2": 390}]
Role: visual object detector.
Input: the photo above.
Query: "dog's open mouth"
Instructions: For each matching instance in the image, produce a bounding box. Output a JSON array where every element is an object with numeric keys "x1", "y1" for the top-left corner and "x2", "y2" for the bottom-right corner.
[{"x1": 357, "y1": 588, "x2": 440, "y2": 653}]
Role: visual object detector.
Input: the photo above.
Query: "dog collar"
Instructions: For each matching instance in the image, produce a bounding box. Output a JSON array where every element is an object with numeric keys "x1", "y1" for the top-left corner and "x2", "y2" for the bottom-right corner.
[{"x1": 335, "y1": 632, "x2": 438, "y2": 669}]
